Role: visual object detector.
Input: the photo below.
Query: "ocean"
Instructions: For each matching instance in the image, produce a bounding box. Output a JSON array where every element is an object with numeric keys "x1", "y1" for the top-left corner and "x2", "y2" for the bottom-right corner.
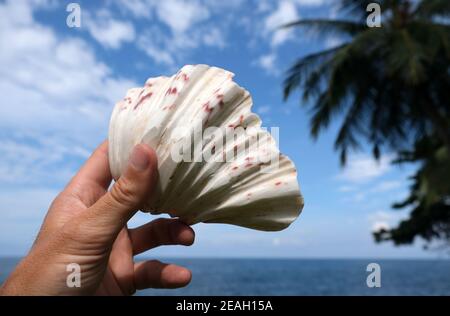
[{"x1": 1, "y1": 258, "x2": 449, "y2": 295}]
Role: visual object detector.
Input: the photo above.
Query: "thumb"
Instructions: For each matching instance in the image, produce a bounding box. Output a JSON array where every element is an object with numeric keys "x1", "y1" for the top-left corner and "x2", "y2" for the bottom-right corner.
[{"x1": 85, "y1": 144, "x2": 158, "y2": 236}]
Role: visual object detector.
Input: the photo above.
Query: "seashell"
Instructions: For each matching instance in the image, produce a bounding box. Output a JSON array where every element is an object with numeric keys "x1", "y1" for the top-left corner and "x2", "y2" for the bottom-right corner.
[{"x1": 108, "y1": 65, "x2": 303, "y2": 231}]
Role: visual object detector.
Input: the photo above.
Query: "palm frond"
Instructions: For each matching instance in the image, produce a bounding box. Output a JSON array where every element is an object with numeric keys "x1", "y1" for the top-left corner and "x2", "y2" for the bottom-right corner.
[
  {"x1": 408, "y1": 20, "x2": 450, "y2": 58},
  {"x1": 387, "y1": 29, "x2": 427, "y2": 84},
  {"x1": 333, "y1": 90, "x2": 369, "y2": 165},
  {"x1": 415, "y1": 0, "x2": 450, "y2": 18},
  {"x1": 283, "y1": 43, "x2": 348, "y2": 100},
  {"x1": 281, "y1": 19, "x2": 365, "y2": 37}
]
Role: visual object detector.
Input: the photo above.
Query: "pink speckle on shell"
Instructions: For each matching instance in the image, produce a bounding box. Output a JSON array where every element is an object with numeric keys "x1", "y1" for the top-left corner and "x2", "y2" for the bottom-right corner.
[
  {"x1": 217, "y1": 94, "x2": 225, "y2": 108},
  {"x1": 203, "y1": 102, "x2": 213, "y2": 113},
  {"x1": 162, "y1": 104, "x2": 176, "y2": 110},
  {"x1": 166, "y1": 87, "x2": 178, "y2": 95},
  {"x1": 134, "y1": 91, "x2": 153, "y2": 110},
  {"x1": 119, "y1": 101, "x2": 127, "y2": 111}
]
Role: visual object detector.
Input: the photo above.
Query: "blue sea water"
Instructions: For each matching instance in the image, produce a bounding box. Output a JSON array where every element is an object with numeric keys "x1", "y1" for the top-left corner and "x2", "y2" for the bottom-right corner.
[{"x1": 1, "y1": 258, "x2": 449, "y2": 295}]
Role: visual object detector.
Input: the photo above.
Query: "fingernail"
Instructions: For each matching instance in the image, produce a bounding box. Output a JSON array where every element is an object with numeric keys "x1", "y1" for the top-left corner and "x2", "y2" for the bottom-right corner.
[{"x1": 130, "y1": 144, "x2": 150, "y2": 171}]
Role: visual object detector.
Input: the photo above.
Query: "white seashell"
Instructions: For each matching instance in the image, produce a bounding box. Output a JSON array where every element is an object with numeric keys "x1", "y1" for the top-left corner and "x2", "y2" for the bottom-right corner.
[{"x1": 108, "y1": 65, "x2": 304, "y2": 231}]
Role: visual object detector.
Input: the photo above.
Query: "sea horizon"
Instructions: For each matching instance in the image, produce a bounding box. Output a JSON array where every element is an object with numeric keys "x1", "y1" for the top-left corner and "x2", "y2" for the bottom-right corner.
[
  {"x1": 2, "y1": 256, "x2": 449, "y2": 260},
  {"x1": 2, "y1": 257, "x2": 449, "y2": 295}
]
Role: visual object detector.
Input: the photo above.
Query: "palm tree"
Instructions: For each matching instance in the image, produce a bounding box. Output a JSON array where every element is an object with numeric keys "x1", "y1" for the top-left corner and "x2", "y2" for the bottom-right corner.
[
  {"x1": 283, "y1": 0, "x2": 450, "y2": 246},
  {"x1": 283, "y1": 0, "x2": 450, "y2": 165},
  {"x1": 374, "y1": 136, "x2": 450, "y2": 246}
]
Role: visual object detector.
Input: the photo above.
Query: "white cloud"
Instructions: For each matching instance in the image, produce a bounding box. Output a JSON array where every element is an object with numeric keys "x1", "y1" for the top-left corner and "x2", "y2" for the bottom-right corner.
[
  {"x1": 116, "y1": 0, "x2": 327, "y2": 68},
  {"x1": 154, "y1": 0, "x2": 210, "y2": 33},
  {"x1": 337, "y1": 154, "x2": 393, "y2": 183},
  {"x1": 138, "y1": 33, "x2": 176, "y2": 65},
  {"x1": 0, "y1": 0, "x2": 136, "y2": 187},
  {"x1": 0, "y1": 188, "x2": 58, "y2": 255},
  {"x1": 294, "y1": 0, "x2": 327, "y2": 6},
  {"x1": 116, "y1": 0, "x2": 153, "y2": 18},
  {"x1": 202, "y1": 27, "x2": 226, "y2": 48},
  {"x1": 84, "y1": 10, "x2": 135, "y2": 49},
  {"x1": 140, "y1": 45, "x2": 175, "y2": 66},
  {"x1": 338, "y1": 185, "x2": 356, "y2": 192},
  {"x1": 138, "y1": 25, "x2": 226, "y2": 66},
  {"x1": 122, "y1": 0, "x2": 212, "y2": 33},
  {"x1": 118, "y1": 0, "x2": 211, "y2": 33},
  {"x1": 249, "y1": 0, "x2": 331, "y2": 78},
  {"x1": 371, "y1": 221, "x2": 389, "y2": 232},
  {"x1": 339, "y1": 179, "x2": 403, "y2": 200},
  {"x1": 115, "y1": 0, "x2": 328, "y2": 67},
  {"x1": 367, "y1": 210, "x2": 403, "y2": 233},
  {"x1": 264, "y1": 1, "x2": 299, "y2": 47},
  {"x1": 325, "y1": 36, "x2": 344, "y2": 49},
  {"x1": 128, "y1": 1, "x2": 228, "y2": 66},
  {"x1": 353, "y1": 192, "x2": 366, "y2": 202},
  {"x1": 0, "y1": 138, "x2": 87, "y2": 186},
  {"x1": 370, "y1": 180, "x2": 402, "y2": 193},
  {"x1": 257, "y1": 105, "x2": 272, "y2": 115},
  {"x1": 257, "y1": 0, "x2": 272, "y2": 13},
  {"x1": 272, "y1": 236, "x2": 304, "y2": 247},
  {"x1": 205, "y1": 0, "x2": 245, "y2": 10},
  {"x1": 255, "y1": 53, "x2": 277, "y2": 75}
]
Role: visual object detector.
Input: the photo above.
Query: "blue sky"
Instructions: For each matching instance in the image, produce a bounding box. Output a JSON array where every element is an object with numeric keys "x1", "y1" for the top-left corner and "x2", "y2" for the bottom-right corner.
[{"x1": 0, "y1": 0, "x2": 438, "y2": 258}]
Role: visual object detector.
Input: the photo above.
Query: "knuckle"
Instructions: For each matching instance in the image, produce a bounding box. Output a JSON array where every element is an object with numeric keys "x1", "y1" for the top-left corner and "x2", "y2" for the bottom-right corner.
[
  {"x1": 48, "y1": 192, "x2": 66, "y2": 209},
  {"x1": 110, "y1": 178, "x2": 136, "y2": 207}
]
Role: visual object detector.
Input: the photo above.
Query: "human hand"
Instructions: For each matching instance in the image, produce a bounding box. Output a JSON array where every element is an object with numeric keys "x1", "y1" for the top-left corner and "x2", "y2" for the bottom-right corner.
[{"x1": 0, "y1": 141, "x2": 195, "y2": 296}]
